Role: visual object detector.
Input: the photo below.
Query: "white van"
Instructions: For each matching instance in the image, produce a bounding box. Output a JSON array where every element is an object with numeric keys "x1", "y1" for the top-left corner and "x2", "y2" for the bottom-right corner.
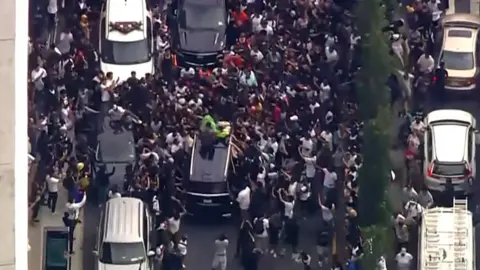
[
  {"x1": 418, "y1": 198, "x2": 475, "y2": 270},
  {"x1": 94, "y1": 197, "x2": 154, "y2": 270},
  {"x1": 99, "y1": 0, "x2": 154, "y2": 81}
]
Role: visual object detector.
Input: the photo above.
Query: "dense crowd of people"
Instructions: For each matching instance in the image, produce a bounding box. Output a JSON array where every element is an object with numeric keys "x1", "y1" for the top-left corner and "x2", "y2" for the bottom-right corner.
[{"x1": 26, "y1": 0, "x2": 457, "y2": 269}]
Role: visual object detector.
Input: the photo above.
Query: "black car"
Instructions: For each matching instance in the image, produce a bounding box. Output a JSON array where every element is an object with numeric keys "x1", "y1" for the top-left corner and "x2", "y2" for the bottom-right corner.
[
  {"x1": 184, "y1": 135, "x2": 233, "y2": 217},
  {"x1": 168, "y1": 0, "x2": 227, "y2": 67}
]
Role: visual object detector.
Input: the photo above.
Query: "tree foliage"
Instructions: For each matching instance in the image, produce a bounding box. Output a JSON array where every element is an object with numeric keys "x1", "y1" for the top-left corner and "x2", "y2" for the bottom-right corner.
[
  {"x1": 355, "y1": 0, "x2": 394, "y2": 120},
  {"x1": 354, "y1": 0, "x2": 395, "y2": 226},
  {"x1": 357, "y1": 107, "x2": 392, "y2": 226},
  {"x1": 361, "y1": 225, "x2": 394, "y2": 269}
]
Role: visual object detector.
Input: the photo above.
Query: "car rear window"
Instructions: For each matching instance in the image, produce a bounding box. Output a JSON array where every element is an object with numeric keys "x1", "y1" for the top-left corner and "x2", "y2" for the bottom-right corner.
[
  {"x1": 447, "y1": 29, "x2": 473, "y2": 38},
  {"x1": 433, "y1": 162, "x2": 466, "y2": 176},
  {"x1": 441, "y1": 51, "x2": 474, "y2": 70}
]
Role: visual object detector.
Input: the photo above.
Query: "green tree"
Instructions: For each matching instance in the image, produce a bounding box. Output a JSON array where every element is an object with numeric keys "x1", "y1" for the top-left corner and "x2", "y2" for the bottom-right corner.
[
  {"x1": 353, "y1": 0, "x2": 397, "y2": 266},
  {"x1": 354, "y1": 0, "x2": 394, "y2": 225},
  {"x1": 361, "y1": 225, "x2": 394, "y2": 269},
  {"x1": 357, "y1": 107, "x2": 392, "y2": 226}
]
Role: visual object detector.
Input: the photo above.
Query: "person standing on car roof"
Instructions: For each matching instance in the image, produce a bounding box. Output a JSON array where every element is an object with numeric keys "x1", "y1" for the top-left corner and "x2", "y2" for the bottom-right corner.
[{"x1": 199, "y1": 121, "x2": 216, "y2": 160}]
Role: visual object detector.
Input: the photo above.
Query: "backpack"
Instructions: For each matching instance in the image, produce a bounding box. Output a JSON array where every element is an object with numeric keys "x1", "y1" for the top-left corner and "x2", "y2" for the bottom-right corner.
[{"x1": 254, "y1": 218, "x2": 265, "y2": 234}]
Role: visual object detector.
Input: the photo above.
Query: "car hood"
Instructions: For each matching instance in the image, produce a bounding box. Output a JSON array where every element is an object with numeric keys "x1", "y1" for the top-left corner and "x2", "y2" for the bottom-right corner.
[
  {"x1": 100, "y1": 60, "x2": 154, "y2": 82},
  {"x1": 179, "y1": 30, "x2": 224, "y2": 53}
]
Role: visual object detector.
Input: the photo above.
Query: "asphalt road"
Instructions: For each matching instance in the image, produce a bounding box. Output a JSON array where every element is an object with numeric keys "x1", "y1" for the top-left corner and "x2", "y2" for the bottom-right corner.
[
  {"x1": 425, "y1": 95, "x2": 480, "y2": 269},
  {"x1": 82, "y1": 116, "x2": 328, "y2": 270}
]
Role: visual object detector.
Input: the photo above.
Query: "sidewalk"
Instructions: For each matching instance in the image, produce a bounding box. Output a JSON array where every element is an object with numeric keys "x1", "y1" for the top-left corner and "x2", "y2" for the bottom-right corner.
[{"x1": 28, "y1": 187, "x2": 84, "y2": 270}]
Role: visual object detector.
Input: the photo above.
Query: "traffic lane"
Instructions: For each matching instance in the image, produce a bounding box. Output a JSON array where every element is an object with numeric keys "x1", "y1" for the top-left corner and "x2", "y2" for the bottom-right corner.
[
  {"x1": 82, "y1": 205, "x2": 328, "y2": 270},
  {"x1": 426, "y1": 95, "x2": 480, "y2": 270},
  {"x1": 82, "y1": 204, "x2": 100, "y2": 270},
  {"x1": 182, "y1": 214, "x2": 327, "y2": 270}
]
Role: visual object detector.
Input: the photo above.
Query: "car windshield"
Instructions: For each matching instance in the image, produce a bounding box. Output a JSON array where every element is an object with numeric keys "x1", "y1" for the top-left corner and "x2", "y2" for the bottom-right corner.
[
  {"x1": 99, "y1": 242, "x2": 145, "y2": 265},
  {"x1": 442, "y1": 50, "x2": 474, "y2": 70},
  {"x1": 181, "y1": 5, "x2": 225, "y2": 29},
  {"x1": 101, "y1": 39, "x2": 150, "y2": 65}
]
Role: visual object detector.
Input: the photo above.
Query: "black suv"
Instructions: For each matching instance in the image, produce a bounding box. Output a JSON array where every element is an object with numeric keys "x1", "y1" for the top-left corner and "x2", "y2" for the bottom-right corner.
[
  {"x1": 168, "y1": 0, "x2": 227, "y2": 67},
  {"x1": 184, "y1": 136, "x2": 233, "y2": 217}
]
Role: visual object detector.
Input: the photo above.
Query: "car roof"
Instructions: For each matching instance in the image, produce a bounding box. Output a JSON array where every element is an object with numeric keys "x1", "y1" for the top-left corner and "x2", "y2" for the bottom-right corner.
[
  {"x1": 107, "y1": 0, "x2": 145, "y2": 23},
  {"x1": 190, "y1": 136, "x2": 230, "y2": 183},
  {"x1": 105, "y1": 0, "x2": 147, "y2": 42},
  {"x1": 442, "y1": 13, "x2": 480, "y2": 27},
  {"x1": 426, "y1": 109, "x2": 474, "y2": 125},
  {"x1": 443, "y1": 27, "x2": 476, "y2": 53},
  {"x1": 103, "y1": 197, "x2": 144, "y2": 243}
]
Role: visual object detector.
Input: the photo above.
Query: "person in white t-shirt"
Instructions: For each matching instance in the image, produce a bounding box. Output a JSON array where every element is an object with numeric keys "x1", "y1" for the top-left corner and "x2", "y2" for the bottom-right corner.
[
  {"x1": 250, "y1": 47, "x2": 264, "y2": 63},
  {"x1": 322, "y1": 167, "x2": 337, "y2": 199},
  {"x1": 303, "y1": 155, "x2": 317, "y2": 181},
  {"x1": 278, "y1": 189, "x2": 295, "y2": 219},
  {"x1": 320, "y1": 129, "x2": 333, "y2": 151},
  {"x1": 236, "y1": 186, "x2": 251, "y2": 220},
  {"x1": 300, "y1": 135, "x2": 313, "y2": 156},
  {"x1": 395, "y1": 247, "x2": 413, "y2": 270},
  {"x1": 46, "y1": 174, "x2": 60, "y2": 214},
  {"x1": 108, "y1": 104, "x2": 140, "y2": 130},
  {"x1": 325, "y1": 46, "x2": 339, "y2": 64},
  {"x1": 47, "y1": 0, "x2": 58, "y2": 29},
  {"x1": 31, "y1": 64, "x2": 47, "y2": 91},
  {"x1": 255, "y1": 20, "x2": 274, "y2": 35},
  {"x1": 251, "y1": 13, "x2": 263, "y2": 31},
  {"x1": 101, "y1": 72, "x2": 117, "y2": 103},
  {"x1": 108, "y1": 104, "x2": 126, "y2": 121},
  {"x1": 57, "y1": 30, "x2": 74, "y2": 55},
  {"x1": 410, "y1": 118, "x2": 425, "y2": 135},
  {"x1": 168, "y1": 210, "x2": 186, "y2": 241}
]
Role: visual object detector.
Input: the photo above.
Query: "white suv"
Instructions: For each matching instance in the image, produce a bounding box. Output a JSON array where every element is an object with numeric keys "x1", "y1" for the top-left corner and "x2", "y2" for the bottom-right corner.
[{"x1": 423, "y1": 109, "x2": 476, "y2": 192}]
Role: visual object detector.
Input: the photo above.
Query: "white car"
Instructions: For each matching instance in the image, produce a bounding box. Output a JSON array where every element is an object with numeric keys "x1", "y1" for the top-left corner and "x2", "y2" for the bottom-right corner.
[
  {"x1": 423, "y1": 109, "x2": 476, "y2": 192},
  {"x1": 439, "y1": 14, "x2": 480, "y2": 91},
  {"x1": 99, "y1": 0, "x2": 155, "y2": 81}
]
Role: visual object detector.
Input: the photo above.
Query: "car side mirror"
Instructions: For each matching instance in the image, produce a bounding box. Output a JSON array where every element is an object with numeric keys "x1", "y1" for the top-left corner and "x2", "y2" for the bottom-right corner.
[
  {"x1": 147, "y1": 250, "x2": 156, "y2": 257},
  {"x1": 93, "y1": 250, "x2": 99, "y2": 256}
]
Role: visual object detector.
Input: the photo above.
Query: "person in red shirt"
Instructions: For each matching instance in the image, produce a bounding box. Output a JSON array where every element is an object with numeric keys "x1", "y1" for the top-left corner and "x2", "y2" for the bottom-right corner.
[
  {"x1": 273, "y1": 103, "x2": 282, "y2": 123},
  {"x1": 224, "y1": 53, "x2": 244, "y2": 68},
  {"x1": 231, "y1": 7, "x2": 248, "y2": 28}
]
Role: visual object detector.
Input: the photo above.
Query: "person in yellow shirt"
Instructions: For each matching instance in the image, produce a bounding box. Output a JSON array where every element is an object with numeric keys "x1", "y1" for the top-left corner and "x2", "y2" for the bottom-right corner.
[{"x1": 76, "y1": 163, "x2": 90, "y2": 191}]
